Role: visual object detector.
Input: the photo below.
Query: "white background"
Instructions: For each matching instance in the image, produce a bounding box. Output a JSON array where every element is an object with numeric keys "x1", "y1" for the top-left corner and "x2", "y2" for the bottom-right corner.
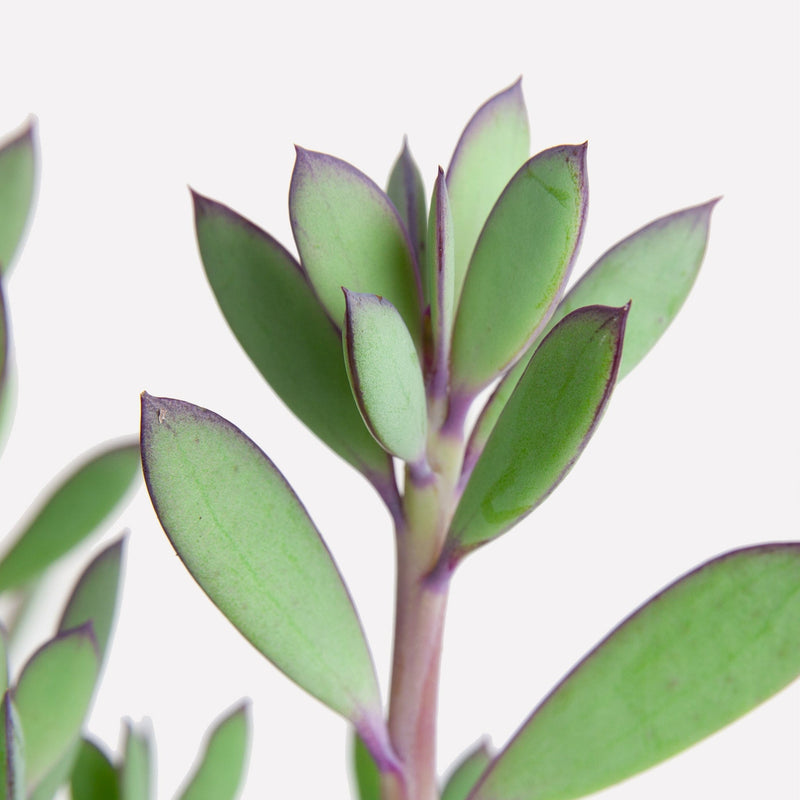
[{"x1": 1, "y1": 1, "x2": 798, "y2": 797}]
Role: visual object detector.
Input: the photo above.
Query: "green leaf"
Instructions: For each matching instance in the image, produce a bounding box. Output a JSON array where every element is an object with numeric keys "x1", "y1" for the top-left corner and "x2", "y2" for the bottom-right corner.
[
  {"x1": 427, "y1": 168, "x2": 455, "y2": 400},
  {"x1": 544, "y1": 199, "x2": 718, "y2": 379},
  {"x1": 450, "y1": 145, "x2": 587, "y2": 396},
  {"x1": 343, "y1": 291, "x2": 428, "y2": 463},
  {"x1": 118, "y1": 721, "x2": 153, "y2": 800},
  {"x1": 446, "y1": 79, "x2": 530, "y2": 301},
  {"x1": 351, "y1": 731, "x2": 380, "y2": 800},
  {"x1": 0, "y1": 122, "x2": 36, "y2": 276},
  {"x1": 468, "y1": 201, "x2": 718, "y2": 459},
  {"x1": 193, "y1": 192, "x2": 395, "y2": 498},
  {"x1": 13, "y1": 625, "x2": 99, "y2": 792},
  {"x1": 28, "y1": 739, "x2": 80, "y2": 800},
  {"x1": 0, "y1": 692, "x2": 24, "y2": 800},
  {"x1": 468, "y1": 543, "x2": 800, "y2": 800},
  {"x1": 58, "y1": 537, "x2": 125, "y2": 668},
  {"x1": 70, "y1": 738, "x2": 120, "y2": 800},
  {"x1": 140, "y1": 393, "x2": 383, "y2": 725},
  {"x1": 447, "y1": 305, "x2": 627, "y2": 554},
  {"x1": 0, "y1": 628, "x2": 8, "y2": 692},
  {"x1": 175, "y1": 702, "x2": 249, "y2": 800},
  {"x1": 387, "y1": 138, "x2": 426, "y2": 271},
  {"x1": 0, "y1": 441, "x2": 140, "y2": 594},
  {"x1": 441, "y1": 740, "x2": 491, "y2": 800},
  {"x1": 289, "y1": 147, "x2": 422, "y2": 344}
]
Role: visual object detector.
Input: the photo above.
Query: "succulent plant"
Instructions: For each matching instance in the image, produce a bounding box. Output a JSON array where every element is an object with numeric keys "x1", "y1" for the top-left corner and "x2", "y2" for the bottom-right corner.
[{"x1": 140, "y1": 80, "x2": 800, "y2": 800}]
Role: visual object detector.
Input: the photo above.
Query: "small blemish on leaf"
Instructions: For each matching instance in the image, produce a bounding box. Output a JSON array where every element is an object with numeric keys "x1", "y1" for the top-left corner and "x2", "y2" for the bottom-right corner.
[{"x1": 157, "y1": 408, "x2": 167, "y2": 424}]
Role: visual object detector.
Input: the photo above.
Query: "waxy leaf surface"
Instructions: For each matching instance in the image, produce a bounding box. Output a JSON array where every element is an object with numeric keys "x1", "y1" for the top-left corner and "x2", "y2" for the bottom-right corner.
[
  {"x1": 468, "y1": 544, "x2": 800, "y2": 800},
  {"x1": 344, "y1": 291, "x2": 427, "y2": 463},
  {"x1": 352, "y1": 732, "x2": 380, "y2": 800},
  {"x1": 289, "y1": 148, "x2": 422, "y2": 342},
  {"x1": 0, "y1": 441, "x2": 139, "y2": 593},
  {"x1": 387, "y1": 139, "x2": 426, "y2": 271},
  {"x1": 446, "y1": 79, "x2": 530, "y2": 299},
  {"x1": 70, "y1": 739, "x2": 120, "y2": 800},
  {"x1": 29, "y1": 740, "x2": 80, "y2": 800},
  {"x1": 545, "y1": 200, "x2": 717, "y2": 378},
  {"x1": 0, "y1": 123, "x2": 36, "y2": 275},
  {"x1": 0, "y1": 693, "x2": 24, "y2": 800},
  {"x1": 194, "y1": 193, "x2": 394, "y2": 494},
  {"x1": 176, "y1": 702, "x2": 249, "y2": 800},
  {"x1": 441, "y1": 741, "x2": 491, "y2": 800},
  {"x1": 140, "y1": 394, "x2": 382, "y2": 723},
  {"x1": 450, "y1": 145, "x2": 587, "y2": 395},
  {"x1": 58, "y1": 537, "x2": 125, "y2": 667},
  {"x1": 119, "y1": 721, "x2": 153, "y2": 800},
  {"x1": 427, "y1": 169, "x2": 455, "y2": 395},
  {"x1": 14, "y1": 626, "x2": 98, "y2": 791},
  {"x1": 449, "y1": 306, "x2": 626, "y2": 553}
]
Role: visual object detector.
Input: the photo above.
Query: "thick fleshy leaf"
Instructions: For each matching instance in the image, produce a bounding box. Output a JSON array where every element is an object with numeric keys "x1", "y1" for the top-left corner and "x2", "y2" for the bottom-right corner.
[
  {"x1": 352, "y1": 732, "x2": 380, "y2": 800},
  {"x1": 0, "y1": 692, "x2": 24, "y2": 800},
  {"x1": 447, "y1": 306, "x2": 626, "y2": 555},
  {"x1": 70, "y1": 738, "x2": 120, "y2": 800},
  {"x1": 0, "y1": 441, "x2": 140, "y2": 594},
  {"x1": 14, "y1": 625, "x2": 99, "y2": 791},
  {"x1": 450, "y1": 145, "x2": 587, "y2": 396},
  {"x1": 468, "y1": 201, "x2": 718, "y2": 461},
  {"x1": 58, "y1": 537, "x2": 125, "y2": 667},
  {"x1": 387, "y1": 138, "x2": 426, "y2": 271},
  {"x1": 544, "y1": 199, "x2": 718, "y2": 379},
  {"x1": 119, "y1": 721, "x2": 153, "y2": 800},
  {"x1": 0, "y1": 122, "x2": 36, "y2": 275},
  {"x1": 140, "y1": 393, "x2": 383, "y2": 724},
  {"x1": 175, "y1": 702, "x2": 249, "y2": 800},
  {"x1": 28, "y1": 740, "x2": 80, "y2": 800},
  {"x1": 193, "y1": 192, "x2": 394, "y2": 496},
  {"x1": 446, "y1": 79, "x2": 530, "y2": 300},
  {"x1": 289, "y1": 147, "x2": 422, "y2": 343},
  {"x1": 468, "y1": 544, "x2": 800, "y2": 800},
  {"x1": 441, "y1": 740, "x2": 491, "y2": 800},
  {"x1": 427, "y1": 169, "x2": 455, "y2": 399},
  {"x1": 343, "y1": 291, "x2": 427, "y2": 463}
]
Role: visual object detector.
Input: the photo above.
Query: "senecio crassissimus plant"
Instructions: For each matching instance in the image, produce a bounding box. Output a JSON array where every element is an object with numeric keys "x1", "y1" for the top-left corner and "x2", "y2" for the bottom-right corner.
[
  {"x1": 139, "y1": 80, "x2": 800, "y2": 800},
  {"x1": 0, "y1": 123, "x2": 251, "y2": 800}
]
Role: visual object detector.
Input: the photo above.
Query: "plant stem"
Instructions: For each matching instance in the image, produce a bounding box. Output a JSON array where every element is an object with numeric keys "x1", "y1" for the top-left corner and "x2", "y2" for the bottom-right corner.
[{"x1": 383, "y1": 427, "x2": 463, "y2": 800}]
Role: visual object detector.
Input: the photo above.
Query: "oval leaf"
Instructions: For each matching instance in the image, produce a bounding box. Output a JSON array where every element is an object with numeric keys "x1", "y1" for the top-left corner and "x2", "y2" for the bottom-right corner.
[
  {"x1": 387, "y1": 138, "x2": 426, "y2": 271},
  {"x1": 289, "y1": 148, "x2": 422, "y2": 342},
  {"x1": 545, "y1": 199, "x2": 718, "y2": 379},
  {"x1": 0, "y1": 692, "x2": 24, "y2": 800},
  {"x1": 468, "y1": 543, "x2": 800, "y2": 800},
  {"x1": 0, "y1": 122, "x2": 36, "y2": 275},
  {"x1": 344, "y1": 291, "x2": 428, "y2": 463},
  {"x1": 450, "y1": 144, "x2": 587, "y2": 396},
  {"x1": 0, "y1": 441, "x2": 140, "y2": 594},
  {"x1": 447, "y1": 305, "x2": 627, "y2": 554},
  {"x1": 140, "y1": 393, "x2": 383, "y2": 724},
  {"x1": 193, "y1": 192, "x2": 395, "y2": 498},
  {"x1": 441, "y1": 740, "x2": 491, "y2": 800},
  {"x1": 175, "y1": 702, "x2": 249, "y2": 800},
  {"x1": 119, "y1": 721, "x2": 153, "y2": 800},
  {"x1": 70, "y1": 738, "x2": 120, "y2": 800},
  {"x1": 446, "y1": 79, "x2": 530, "y2": 299},
  {"x1": 58, "y1": 537, "x2": 125, "y2": 667},
  {"x1": 13, "y1": 625, "x2": 99, "y2": 791}
]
